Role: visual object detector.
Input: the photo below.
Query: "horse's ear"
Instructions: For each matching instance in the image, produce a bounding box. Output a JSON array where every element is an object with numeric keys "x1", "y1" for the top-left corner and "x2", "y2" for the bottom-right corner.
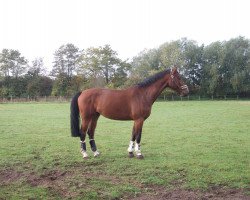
[{"x1": 171, "y1": 67, "x2": 178, "y2": 75}]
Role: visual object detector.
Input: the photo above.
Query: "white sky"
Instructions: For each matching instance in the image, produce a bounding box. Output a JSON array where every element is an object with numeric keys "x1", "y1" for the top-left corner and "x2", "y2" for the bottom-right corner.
[{"x1": 0, "y1": 0, "x2": 250, "y2": 68}]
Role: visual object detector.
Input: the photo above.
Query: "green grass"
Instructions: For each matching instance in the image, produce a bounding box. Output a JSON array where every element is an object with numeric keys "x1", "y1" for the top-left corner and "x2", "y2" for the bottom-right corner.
[{"x1": 0, "y1": 101, "x2": 249, "y2": 199}]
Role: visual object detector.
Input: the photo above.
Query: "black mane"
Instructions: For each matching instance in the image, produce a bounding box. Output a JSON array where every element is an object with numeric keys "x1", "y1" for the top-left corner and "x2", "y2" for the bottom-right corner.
[{"x1": 137, "y1": 69, "x2": 171, "y2": 87}]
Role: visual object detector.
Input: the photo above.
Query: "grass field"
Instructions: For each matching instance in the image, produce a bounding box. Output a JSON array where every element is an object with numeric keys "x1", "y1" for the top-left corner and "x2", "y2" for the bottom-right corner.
[{"x1": 0, "y1": 101, "x2": 249, "y2": 199}]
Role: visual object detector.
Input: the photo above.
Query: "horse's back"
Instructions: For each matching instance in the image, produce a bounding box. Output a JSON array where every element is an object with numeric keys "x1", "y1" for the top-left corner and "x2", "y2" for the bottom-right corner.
[{"x1": 79, "y1": 88, "x2": 131, "y2": 101}]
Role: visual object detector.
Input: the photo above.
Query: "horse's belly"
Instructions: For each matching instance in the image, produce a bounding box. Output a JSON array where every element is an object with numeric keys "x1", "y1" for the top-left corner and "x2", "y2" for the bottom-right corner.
[
  {"x1": 102, "y1": 114, "x2": 131, "y2": 120},
  {"x1": 97, "y1": 107, "x2": 132, "y2": 120},
  {"x1": 96, "y1": 100, "x2": 132, "y2": 120}
]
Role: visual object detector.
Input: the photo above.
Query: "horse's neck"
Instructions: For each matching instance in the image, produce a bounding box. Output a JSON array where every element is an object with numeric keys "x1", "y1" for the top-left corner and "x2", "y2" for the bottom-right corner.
[{"x1": 143, "y1": 76, "x2": 169, "y2": 104}]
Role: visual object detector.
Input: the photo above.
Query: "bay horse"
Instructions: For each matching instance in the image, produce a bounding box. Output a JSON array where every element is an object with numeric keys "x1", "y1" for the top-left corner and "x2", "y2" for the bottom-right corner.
[{"x1": 70, "y1": 68, "x2": 189, "y2": 159}]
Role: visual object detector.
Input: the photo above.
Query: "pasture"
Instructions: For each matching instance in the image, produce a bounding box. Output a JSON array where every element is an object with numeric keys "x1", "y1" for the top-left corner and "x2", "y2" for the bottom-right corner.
[{"x1": 0, "y1": 101, "x2": 249, "y2": 199}]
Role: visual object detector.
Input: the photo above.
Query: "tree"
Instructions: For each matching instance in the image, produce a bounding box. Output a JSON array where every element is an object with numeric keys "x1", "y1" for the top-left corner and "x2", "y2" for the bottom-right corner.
[
  {"x1": 222, "y1": 37, "x2": 250, "y2": 95},
  {"x1": 131, "y1": 49, "x2": 160, "y2": 76},
  {"x1": 181, "y1": 39, "x2": 204, "y2": 91},
  {"x1": 25, "y1": 58, "x2": 52, "y2": 97},
  {"x1": 65, "y1": 75, "x2": 87, "y2": 96},
  {"x1": 78, "y1": 45, "x2": 127, "y2": 86},
  {"x1": 159, "y1": 40, "x2": 184, "y2": 68},
  {"x1": 28, "y1": 57, "x2": 47, "y2": 77},
  {"x1": 110, "y1": 60, "x2": 131, "y2": 88},
  {"x1": 99, "y1": 45, "x2": 120, "y2": 84},
  {"x1": 27, "y1": 76, "x2": 53, "y2": 97},
  {"x1": 0, "y1": 49, "x2": 28, "y2": 98},
  {"x1": 0, "y1": 49, "x2": 10, "y2": 77},
  {"x1": 51, "y1": 44, "x2": 81, "y2": 96},
  {"x1": 0, "y1": 76, "x2": 29, "y2": 98},
  {"x1": 52, "y1": 43, "x2": 81, "y2": 78},
  {"x1": 51, "y1": 73, "x2": 68, "y2": 96},
  {"x1": 201, "y1": 37, "x2": 250, "y2": 96},
  {"x1": 201, "y1": 41, "x2": 224, "y2": 96},
  {"x1": 0, "y1": 49, "x2": 27, "y2": 77}
]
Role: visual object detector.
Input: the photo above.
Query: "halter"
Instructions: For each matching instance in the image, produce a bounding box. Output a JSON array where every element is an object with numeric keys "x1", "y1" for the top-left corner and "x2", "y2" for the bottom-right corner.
[{"x1": 171, "y1": 74, "x2": 188, "y2": 91}]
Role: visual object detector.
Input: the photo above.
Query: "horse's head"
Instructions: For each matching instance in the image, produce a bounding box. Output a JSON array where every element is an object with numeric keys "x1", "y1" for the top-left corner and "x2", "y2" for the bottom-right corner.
[{"x1": 169, "y1": 67, "x2": 189, "y2": 97}]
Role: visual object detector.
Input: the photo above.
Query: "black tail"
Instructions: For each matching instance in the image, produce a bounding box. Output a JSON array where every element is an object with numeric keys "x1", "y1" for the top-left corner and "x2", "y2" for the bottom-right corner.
[{"x1": 70, "y1": 92, "x2": 82, "y2": 137}]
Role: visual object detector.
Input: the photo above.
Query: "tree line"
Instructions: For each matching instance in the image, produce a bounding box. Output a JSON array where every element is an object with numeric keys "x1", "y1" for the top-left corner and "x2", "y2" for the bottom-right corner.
[{"x1": 0, "y1": 36, "x2": 249, "y2": 99}]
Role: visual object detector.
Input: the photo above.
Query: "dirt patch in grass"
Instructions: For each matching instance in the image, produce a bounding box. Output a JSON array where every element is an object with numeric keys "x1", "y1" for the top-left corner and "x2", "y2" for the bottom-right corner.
[
  {"x1": 26, "y1": 170, "x2": 77, "y2": 198},
  {"x1": 0, "y1": 167, "x2": 131, "y2": 198},
  {"x1": 133, "y1": 185, "x2": 250, "y2": 200},
  {"x1": 0, "y1": 168, "x2": 24, "y2": 185},
  {"x1": 1, "y1": 168, "x2": 249, "y2": 199},
  {"x1": 27, "y1": 170, "x2": 68, "y2": 187},
  {"x1": 0, "y1": 168, "x2": 74, "y2": 198}
]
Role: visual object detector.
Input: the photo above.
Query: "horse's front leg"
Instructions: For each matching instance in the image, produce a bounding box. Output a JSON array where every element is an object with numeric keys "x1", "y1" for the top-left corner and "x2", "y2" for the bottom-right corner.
[
  {"x1": 127, "y1": 126, "x2": 136, "y2": 158},
  {"x1": 127, "y1": 119, "x2": 144, "y2": 159}
]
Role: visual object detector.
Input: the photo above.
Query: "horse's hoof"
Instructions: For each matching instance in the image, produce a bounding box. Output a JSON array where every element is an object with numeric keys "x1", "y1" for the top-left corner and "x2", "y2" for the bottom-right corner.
[
  {"x1": 93, "y1": 151, "x2": 100, "y2": 157},
  {"x1": 136, "y1": 154, "x2": 144, "y2": 159},
  {"x1": 128, "y1": 152, "x2": 134, "y2": 158},
  {"x1": 81, "y1": 150, "x2": 89, "y2": 159}
]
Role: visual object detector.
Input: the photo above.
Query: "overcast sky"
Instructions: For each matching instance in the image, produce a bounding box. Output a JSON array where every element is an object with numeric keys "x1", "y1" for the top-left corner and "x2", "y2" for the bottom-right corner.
[{"x1": 0, "y1": 0, "x2": 250, "y2": 68}]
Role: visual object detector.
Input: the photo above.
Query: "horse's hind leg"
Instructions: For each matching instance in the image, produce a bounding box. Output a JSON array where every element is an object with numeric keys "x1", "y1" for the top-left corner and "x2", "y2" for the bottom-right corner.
[
  {"x1": 80, "y1": 118, "x2": 90, "y2": 159},
  {"x1": 87, "y1": 113, "x2": 100, "y2": 157}
]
